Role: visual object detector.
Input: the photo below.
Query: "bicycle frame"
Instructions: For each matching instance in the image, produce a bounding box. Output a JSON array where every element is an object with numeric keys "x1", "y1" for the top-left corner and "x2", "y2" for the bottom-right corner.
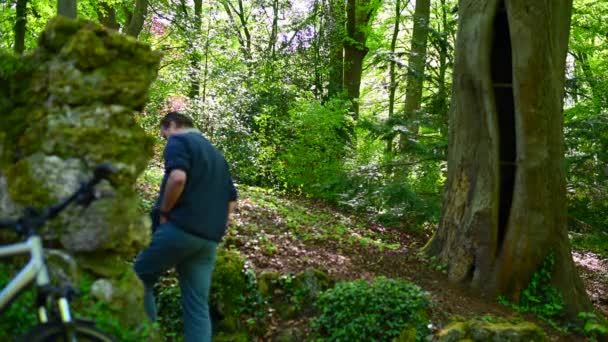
[{"x1": 0, "y1": 235, "x2": 50, "y2": 321}]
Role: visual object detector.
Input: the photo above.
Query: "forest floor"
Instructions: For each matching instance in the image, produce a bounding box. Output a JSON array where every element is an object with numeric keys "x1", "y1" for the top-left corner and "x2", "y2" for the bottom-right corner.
[
  {"x1": 223, "y1": 185, "x2": 608, "y2": 341},
  {"x1": 137, "y1": 167, "x2": 607, "y2": 341}
]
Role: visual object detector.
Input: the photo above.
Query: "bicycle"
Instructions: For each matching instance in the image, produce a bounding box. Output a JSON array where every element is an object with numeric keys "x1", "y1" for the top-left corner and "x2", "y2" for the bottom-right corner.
[{"x1": 0, "y1": 163, "x2": 118, "y2": 342}]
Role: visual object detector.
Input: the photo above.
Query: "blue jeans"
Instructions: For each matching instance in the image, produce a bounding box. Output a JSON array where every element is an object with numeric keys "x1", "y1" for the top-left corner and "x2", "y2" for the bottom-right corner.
[{"x1": 134, "y1": 222, "x2": 218, "y2": 342}]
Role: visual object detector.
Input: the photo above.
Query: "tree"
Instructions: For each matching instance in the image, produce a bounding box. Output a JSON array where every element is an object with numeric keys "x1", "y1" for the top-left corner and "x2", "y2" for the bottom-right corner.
[
  {"x1": 400, "y1": 0, "x2": 430, "y2": 151},
  {"x1": 386, "y1": 0, "x2": 403, "y2": 149},
  {"x1": 124, "y1": 0, "x2": 148, "y2": 38},
  {"x1": 14, "y1": 0, "x2": 27, "y2": 54},
  {"x1": 327, "y1": 0, "x2": 346, "y2": 98},
  {"x1": 57, "y1": 0, "x2": 77, "y2": 18},
  {"x1": 423, "y1": 0, "x2": 592, "y2": 317},
  {"x1": 98, "y1": 2, "x2": 120, "y2": 30},
  {"x1": 343, "y1": 0, "x2": 380, "y2": 119},
  {"x1": 188, "y1": 0, "x2": 203, "y2": 99}
]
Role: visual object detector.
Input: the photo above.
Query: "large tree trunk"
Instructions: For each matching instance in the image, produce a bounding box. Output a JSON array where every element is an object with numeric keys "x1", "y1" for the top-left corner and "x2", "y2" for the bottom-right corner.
[
  {"x1": 57, "y1": 0, "x2": 77, "y2": 18},
  {"x1": 423, "y1": 0, "x2": 591, "y2": 318},
  {"x1": 344, "y1": 0, "x2": 377, "y2": 119},
  {"x1": 14, "y1": 0, "x2": 27, "y2": 54},
  {"x1": 400, "y1": 0, "x2": 430, "y2": 152}
]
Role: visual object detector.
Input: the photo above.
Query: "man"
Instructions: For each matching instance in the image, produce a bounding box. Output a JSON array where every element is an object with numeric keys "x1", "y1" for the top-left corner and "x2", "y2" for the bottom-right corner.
[{"x1": 134, "y1": 112, "x2": 237, "y2": 342}]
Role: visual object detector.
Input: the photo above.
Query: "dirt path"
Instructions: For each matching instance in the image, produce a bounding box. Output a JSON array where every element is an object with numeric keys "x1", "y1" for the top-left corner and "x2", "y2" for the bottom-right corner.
[
  {"x1": 238, "y1": 225, "x2": 606, "y2": 341},
  {"x1": 228, "y1": 189, "x2": 607, "y2": 341}
]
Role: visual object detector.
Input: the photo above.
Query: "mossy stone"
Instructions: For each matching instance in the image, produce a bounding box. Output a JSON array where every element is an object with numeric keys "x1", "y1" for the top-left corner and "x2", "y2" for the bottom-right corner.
[
  {"x1": 396, "y1": 325, "x2": 417, "y2": 342},
  {"x1": 0, "y1": 16, "x2": 160, "y2": 335},
  {"x1": 258, "y1": 271, "x2": 281, "y2": 297},
  {"x1": 212, "y1": 331, "x2": 249, "y2": 342},
  {"x1": 210, "y1": 248, "x2": 248, "y2": 330},
  {"x1": 77, "y1": 253, "x2": 132, "y2": 278},
  {"x1": 293, "y1": 268, "x2": 332, "y2": 300},
  {"x1": 437, "y1": 318, "x2": 546, "y2": 342},
  {"x1": 4, "y1": 157, "x2": 53, "y2": 207}
]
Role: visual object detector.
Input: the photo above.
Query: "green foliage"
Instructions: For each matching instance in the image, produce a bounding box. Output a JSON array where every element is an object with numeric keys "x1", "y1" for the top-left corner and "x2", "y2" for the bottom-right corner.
[
  {"x1": 155, "y1": 278, "x2": 183, "y2": 341},
  {"x1": 0, "y1": 263, "x2": 38, "y2": 339},
  {"x1": 77, "y1": 273, "x2": 154, "y2": 342},
  {"x1": 578, "y1": 312, "x2": 608, "y2": 341},
  {"x1": 277, "y1": 97, "x2": 353, "y2": 199},
  {"x1": 564, "y1": 0, "x2": 608, "y2": 255},
  {"x1": 229, "y1": 185, "x2": 400, "y2": 250},
  {"x1": 311, "y1": 277, "x2": 431, "y2": 341},
  {"x1": 497, "y1": 252, "x2": 565, "y2": 328},
  {"x1": 519, "y1": 253, "x2": 565, "y2": 319}
]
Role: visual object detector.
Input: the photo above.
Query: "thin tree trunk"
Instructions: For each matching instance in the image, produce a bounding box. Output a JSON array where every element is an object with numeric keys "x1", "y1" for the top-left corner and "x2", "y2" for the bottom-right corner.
[
  {"x1": 314, "y1": 0, "x2": 324, "y2": 99},
  {"x1": 57, "y1": 0, "x2": 77, "y2": 18},
  {"x1": 188, "y1": 0, "x2": 203, "y2": 99},
  {"x1": 435, "y1": 0, "x2": 449, "y2": 119},
  {"x1": 268, "y1": 0, "x2": 279, "y2": 59},
  {"x1": 221, "y1": 0, "x2": 251, "y2": 59},
  {"x1": 201, "y1": 8, "x2": 213, "y2": 108},
  {"x1": 125, "y1": 0, "x2": 148, "y2": 38},
  {"x1": 98, "y1": 2, "x2": 120, "y2": 30},
  {"x1": 400, "y1": 0, "x2": 430, "y2": 152},
  {"x1": 574, "y1": 51, "x2": 605, "y2": 110},
  {"x1": 235, "y1": 0, "x2": 252, "y2": 56},
  {"x1": 387, "y1": 0, "x2": 402, "y2": 152},
  {"x1": 14, "y1": 0, "x2": 27, "y2": 54},
  {"x1": 327, "y1": 0, "x2": 345, "y2": 98},
  {"x1": 423, "y1": 0, "x2": 591, "y2": 318}
]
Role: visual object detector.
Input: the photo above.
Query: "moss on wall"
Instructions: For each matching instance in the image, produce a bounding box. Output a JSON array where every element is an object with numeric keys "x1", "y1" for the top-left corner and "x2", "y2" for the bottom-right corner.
[{"x1": 0, "y1": 16, "x2": 161, "y2": 335}]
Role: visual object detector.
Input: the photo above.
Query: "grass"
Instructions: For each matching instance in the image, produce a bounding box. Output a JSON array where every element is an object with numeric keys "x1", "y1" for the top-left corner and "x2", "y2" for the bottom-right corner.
[
  {"x1": 231, "y1": 185, "x2": 401, "y2": 251},
  {"x1": 571, "y1": 231, "x2": 608, "y2": 258}
]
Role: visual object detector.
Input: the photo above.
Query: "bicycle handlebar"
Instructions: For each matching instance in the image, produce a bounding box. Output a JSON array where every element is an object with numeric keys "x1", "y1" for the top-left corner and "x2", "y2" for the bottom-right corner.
[
  {"x1": 0, "y1": 219, "x2": 17, "y2": 229},
  {"x1": 0, "y1": 163, "x2": 117, "y2": 235}
]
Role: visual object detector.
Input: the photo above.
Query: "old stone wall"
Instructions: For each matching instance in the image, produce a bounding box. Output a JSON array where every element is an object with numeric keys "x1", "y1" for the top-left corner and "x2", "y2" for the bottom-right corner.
[{"x1": 0, "y1": 17, "x2": 161, "y2": 332}]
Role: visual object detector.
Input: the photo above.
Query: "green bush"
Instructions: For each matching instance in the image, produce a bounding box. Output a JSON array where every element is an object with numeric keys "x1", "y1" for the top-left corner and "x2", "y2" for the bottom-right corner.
[
  {"x1": 311, "y1": 276, "x2": 431, "y2": 341},
  {"x1": 277, "y1": 97, "x2": 353, "y2": 199}
]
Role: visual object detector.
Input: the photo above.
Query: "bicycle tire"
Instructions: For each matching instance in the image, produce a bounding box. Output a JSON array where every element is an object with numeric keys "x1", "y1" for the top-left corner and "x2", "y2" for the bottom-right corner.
[{"x1": 17, "y1": 320, "x2": 117, "y2": 342}]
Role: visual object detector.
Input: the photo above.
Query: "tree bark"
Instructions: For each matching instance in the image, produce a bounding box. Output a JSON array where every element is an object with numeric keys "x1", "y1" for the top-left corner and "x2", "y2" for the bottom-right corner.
[
  {"x1": 221, "y1": 0, "x2": 251, "y2": 59},
  {"x1": 268, "y1": 0, "x2": 279, "y2": 59},
  {"x1": 343, "y1": 0, "x2": 378, "y2": 119},
  {"x1": 188, "y1": 0, "x2": 203, "y2": 99},
  {"x1": 386, "y1": 0, "x2": 402, "y2": 152},
  {"x1": 98, "y1": 2, "x2": 120, "y2": 31},
  {"x1": 57, "y1": 0, "x2": 77, "y2": 18},
  {"x1": 434, "y1": 0, "x2": 450, "y2": 119},
  {"x1": 400, "y1": 0, "x2": 430, "y2": 151},
  {"x1": 423, "y1": 0, "x2": 591, "y2": 318},
  {"x1": 125, "y1": 0, "x2": 148, "y2": 38},
  {"x1": 14, "y1": 0, "x2": 27, "y2": 54},
  {"x1": 327, "y1": 0, "x2": 345, "y2": 98}
]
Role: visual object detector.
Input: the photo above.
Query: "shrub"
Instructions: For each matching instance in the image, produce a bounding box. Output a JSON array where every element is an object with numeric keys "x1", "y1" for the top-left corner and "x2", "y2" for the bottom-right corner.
[
  {"x1": 311, "y1": 276, "x2": 431, "y2": 341},
  {"x1": 277, "y1": 97, "x2": 353, "y2": 199}
]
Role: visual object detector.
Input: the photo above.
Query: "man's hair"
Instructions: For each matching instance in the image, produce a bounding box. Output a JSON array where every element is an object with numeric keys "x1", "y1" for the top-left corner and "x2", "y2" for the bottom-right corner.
[{"x1": 160, "y1": 112, "x2": 194, "y2": 129}]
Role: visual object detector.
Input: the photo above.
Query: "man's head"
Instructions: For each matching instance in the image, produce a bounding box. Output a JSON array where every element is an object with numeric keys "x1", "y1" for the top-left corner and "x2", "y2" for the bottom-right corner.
[{"x1": 160, "y1": 112, "x2": 194, "y2": 139}]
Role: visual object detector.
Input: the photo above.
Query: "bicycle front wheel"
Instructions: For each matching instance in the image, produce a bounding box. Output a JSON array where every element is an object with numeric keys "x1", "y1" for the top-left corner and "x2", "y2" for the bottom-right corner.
[{"x1": 18, "y1": 320, "x2": 117, "y2": 342}]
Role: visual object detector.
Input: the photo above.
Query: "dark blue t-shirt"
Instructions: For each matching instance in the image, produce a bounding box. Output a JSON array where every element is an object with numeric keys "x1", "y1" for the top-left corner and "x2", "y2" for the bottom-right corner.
[{"x1": 153, "y1": 129, "x2": 237, "y2": 242}]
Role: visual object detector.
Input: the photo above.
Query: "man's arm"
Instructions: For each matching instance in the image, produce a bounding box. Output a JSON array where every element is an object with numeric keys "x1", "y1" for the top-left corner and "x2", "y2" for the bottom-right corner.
[{"x1": 159, "y1": 169, "x2": 187, "y2": 224}]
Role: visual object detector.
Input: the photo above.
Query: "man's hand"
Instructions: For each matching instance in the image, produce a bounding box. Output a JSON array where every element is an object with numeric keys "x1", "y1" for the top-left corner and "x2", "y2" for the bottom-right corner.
[{"x1": 159, "y1": 169, "x2": 187, "y2": 225}]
